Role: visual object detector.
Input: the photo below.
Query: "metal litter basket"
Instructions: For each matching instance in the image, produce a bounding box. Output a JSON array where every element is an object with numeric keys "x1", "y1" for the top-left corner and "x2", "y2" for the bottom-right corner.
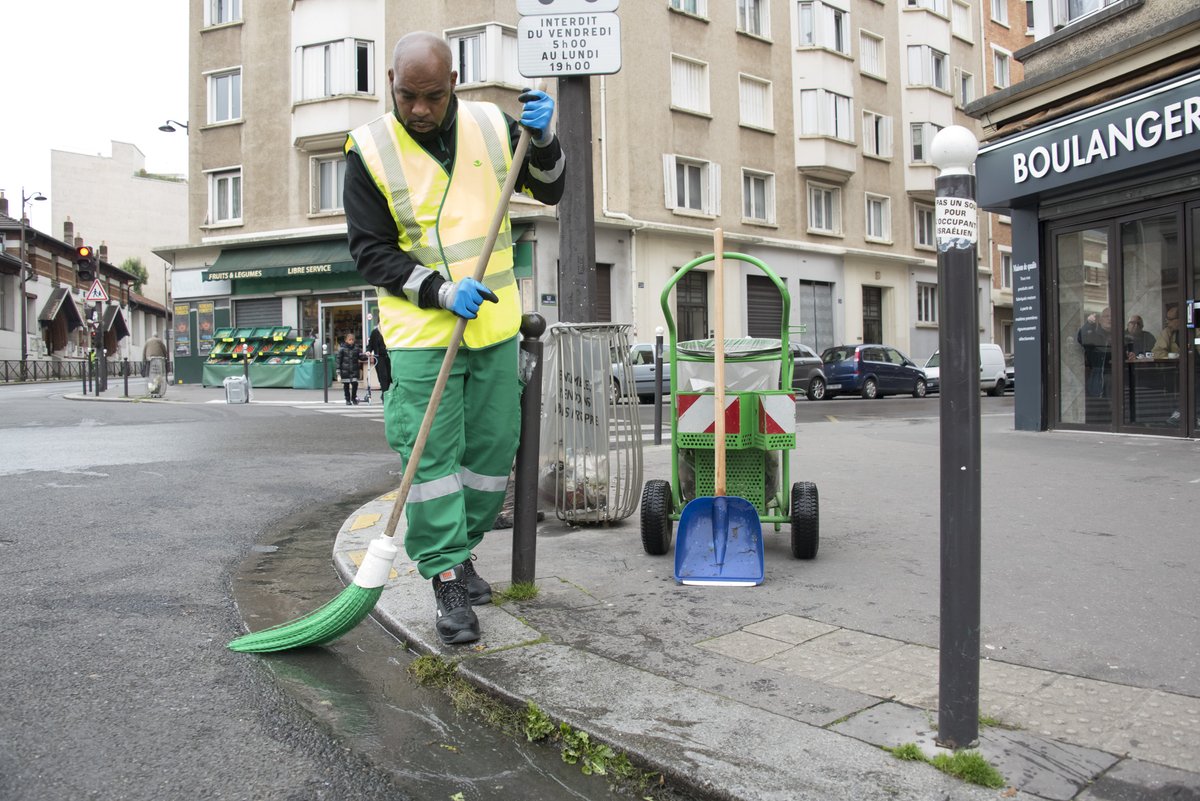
[{"x1": 538, "y1": 322, "x2": 643, "y2": 524}]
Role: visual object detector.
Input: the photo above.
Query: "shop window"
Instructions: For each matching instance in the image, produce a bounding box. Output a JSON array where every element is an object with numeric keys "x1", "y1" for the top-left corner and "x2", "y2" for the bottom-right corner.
[{"x1": 1055, "y1": 226, "x2": 1110, "y2": 427}]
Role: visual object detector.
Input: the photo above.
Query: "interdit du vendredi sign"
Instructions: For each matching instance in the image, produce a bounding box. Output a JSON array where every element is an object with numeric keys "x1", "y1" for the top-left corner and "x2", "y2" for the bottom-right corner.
[{"x1": 1011, "y1": 92, "x2": 1200, "y2": 183}]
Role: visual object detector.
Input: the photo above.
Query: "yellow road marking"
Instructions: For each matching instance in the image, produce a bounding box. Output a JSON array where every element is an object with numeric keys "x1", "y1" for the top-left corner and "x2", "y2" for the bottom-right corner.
[
  {"x1": 350, "y1": 513, "x2": 381, "y2": 531},
  {"x1": 346, "y1": 548, "x2": 399, "y2": 580}
]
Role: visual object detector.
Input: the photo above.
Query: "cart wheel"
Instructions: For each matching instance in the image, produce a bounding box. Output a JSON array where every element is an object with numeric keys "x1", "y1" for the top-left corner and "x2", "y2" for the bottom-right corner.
[
  {"x1": 790, "y1": 481, "x2": 819, "y2": 560},
  {"x1": 641, "y1": 479, "x2": 673, "y2": 555}
]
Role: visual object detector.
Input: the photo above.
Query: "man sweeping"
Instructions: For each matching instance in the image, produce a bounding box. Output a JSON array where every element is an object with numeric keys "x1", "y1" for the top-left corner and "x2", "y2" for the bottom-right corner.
[{"x1": 343, "y1": 31, "x2": 565, "y2": 645}]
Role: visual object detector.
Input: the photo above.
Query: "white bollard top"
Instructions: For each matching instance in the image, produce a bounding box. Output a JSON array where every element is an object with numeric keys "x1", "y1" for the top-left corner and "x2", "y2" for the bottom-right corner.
[{"x1": 931, "y1": 125, "x2": 979, "y2": 175}]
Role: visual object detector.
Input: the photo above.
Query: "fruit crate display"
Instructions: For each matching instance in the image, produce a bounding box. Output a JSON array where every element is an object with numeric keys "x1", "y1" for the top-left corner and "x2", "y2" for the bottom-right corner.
[{"x1": 205, "y1": 327, "x2": 238, "y2": 363}]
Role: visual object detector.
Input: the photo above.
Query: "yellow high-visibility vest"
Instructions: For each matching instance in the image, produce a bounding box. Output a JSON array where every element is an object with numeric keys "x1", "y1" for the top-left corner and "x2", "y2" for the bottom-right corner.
[{"x1": 346, "y1": 102, "x2": 520, "y2": 349}]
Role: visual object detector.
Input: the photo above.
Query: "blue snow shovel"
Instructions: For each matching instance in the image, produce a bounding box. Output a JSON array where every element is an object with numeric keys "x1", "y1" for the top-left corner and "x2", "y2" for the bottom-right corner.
[{"x1": 674, "y1": 229, "x2": 765, "y2": 586}]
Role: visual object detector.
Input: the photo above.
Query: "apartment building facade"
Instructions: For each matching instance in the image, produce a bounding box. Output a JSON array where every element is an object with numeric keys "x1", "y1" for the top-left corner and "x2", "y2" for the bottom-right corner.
[
  {"x1": 160, "y1": 0, "x2": 1021, "y2": 385},
  {"x1": 968, "y1": 0, "x2": 1200, "y2": 436}
]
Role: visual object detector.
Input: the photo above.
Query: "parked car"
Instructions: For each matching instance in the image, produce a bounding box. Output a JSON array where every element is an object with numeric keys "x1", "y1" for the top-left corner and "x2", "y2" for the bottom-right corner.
[
  {"x1": 820, "y1": 344, "x2": 927, "y2": 399},
  {"x1": 613, "y1": 343, "x2": 669, "y2": 402},
  {"x1": 788, "y1": 342, "x2": 828, "y2": 401},
  {"x1": 921, "y1": 344, "x2": 1009, "y2": 396},
  {"x1": 1005, "y1": 355, "x2": 1015, "y2": 392}
]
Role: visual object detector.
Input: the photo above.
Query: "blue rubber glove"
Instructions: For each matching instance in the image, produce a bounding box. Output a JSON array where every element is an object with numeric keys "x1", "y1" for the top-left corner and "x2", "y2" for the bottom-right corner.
[
  {"x1": 437, "y1": 277, "x2": 499, "y2": 319},
  {"x1": 518, "y1": 89, "x2": 555, "y2": 146}
]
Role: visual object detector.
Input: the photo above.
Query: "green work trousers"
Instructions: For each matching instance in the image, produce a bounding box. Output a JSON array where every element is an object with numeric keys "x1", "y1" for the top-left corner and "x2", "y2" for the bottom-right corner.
[{"x1": 384, "y1": 336, "x2": 520, "y2": 579}]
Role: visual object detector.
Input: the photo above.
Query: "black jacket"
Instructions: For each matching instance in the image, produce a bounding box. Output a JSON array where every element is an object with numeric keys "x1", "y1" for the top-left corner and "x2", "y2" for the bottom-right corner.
[
  {"x1": 366, "y1": 327, "x2": 391, "y2": 392},
  {"x1": 336, "y1": 342, "x2": 364, "y2": 381},
  {"x1": 344, "y1": 95, "x2": 566, "y2": 309}
]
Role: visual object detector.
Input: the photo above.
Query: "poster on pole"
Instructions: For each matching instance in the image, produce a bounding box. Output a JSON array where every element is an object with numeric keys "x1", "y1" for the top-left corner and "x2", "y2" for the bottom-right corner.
[{"x1": 935, "y1": 196, "x2": 978, "y2": 252}]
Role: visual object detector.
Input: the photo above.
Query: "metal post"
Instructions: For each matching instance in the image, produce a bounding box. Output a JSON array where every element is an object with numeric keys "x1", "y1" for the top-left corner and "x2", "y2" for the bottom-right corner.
[
  {"x1": 82, "y1": 359, "x2": 89, "y2": 394},
  {"x1": 123, "y1": 358, "x2": 129, "y2": 397},
  {"x1": 556, "y1": 76, "x2": 598, "y2": 323},
  {"x1": 653, "y1": 327, "x2": 664, "y2": 444},
  {"x1": 322, "y1": 343, "x2": 329, "y2": 404},
  {"x1": 931, "y1": 126, "x2": 982, "y2": 750},
  {"x1": 17, "y1": 189, "x2": 46, "y2": 382},
  {"x1": 512, "y1": 313, "x2": 546, "y2": 585}
]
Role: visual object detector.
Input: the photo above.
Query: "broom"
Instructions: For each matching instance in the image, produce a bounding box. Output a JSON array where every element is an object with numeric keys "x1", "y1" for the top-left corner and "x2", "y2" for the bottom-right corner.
[{"x1": 228, "y1": 118, "x2": 535, "y2": 653}]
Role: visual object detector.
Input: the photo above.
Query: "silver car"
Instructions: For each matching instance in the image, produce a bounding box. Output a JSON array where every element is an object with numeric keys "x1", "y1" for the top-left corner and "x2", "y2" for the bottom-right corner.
[{"x1": 613, "y1": 343, "x2": 670, "y2": 402}]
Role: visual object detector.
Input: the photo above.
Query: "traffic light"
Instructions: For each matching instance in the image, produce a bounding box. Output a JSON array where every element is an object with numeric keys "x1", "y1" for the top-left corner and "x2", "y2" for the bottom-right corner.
[{"x1": 75, "y1": 245, "x2": 97, "y2": 282}]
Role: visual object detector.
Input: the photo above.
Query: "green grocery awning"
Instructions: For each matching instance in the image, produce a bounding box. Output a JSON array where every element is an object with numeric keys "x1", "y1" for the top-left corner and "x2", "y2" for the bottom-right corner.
[{"x1": 203, "y1": 240, "x2": 355, "y2": 282}]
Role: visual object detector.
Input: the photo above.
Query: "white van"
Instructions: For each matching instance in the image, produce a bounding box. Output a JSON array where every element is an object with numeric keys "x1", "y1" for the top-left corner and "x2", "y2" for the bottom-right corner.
[{"x1": 922, "y1": 343, "x2": 1009, "y2": 396}]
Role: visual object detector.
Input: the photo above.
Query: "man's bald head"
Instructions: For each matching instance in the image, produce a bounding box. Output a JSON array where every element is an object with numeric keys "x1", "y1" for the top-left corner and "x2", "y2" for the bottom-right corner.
[{"x1": 388, "y1": 32, "x2": 456, "y2": 140}]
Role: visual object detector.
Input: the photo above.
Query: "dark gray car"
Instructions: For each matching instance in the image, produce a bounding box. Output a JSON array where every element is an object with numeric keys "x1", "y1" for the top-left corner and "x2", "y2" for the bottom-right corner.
[{"x1": 788, "y1": 342, "x2": 827, "y2": 400}]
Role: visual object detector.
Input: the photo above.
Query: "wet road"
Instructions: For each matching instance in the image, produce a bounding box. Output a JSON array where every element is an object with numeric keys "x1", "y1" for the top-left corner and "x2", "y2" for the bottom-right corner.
[{"x1": 0, "y1": 380, "x2": 685, "y2": 801}]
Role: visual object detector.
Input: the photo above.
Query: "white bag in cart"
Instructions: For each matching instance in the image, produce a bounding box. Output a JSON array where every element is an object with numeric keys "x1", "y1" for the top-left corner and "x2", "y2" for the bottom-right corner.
[{"x1": 223, "y1": 375, "x2": 250, "y2": 404}]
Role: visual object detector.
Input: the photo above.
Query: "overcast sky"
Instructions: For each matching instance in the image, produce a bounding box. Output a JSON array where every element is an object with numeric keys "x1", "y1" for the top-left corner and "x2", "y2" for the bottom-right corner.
[{"x1": 1, "y1": 1, "x2": 189, "y2": 234}]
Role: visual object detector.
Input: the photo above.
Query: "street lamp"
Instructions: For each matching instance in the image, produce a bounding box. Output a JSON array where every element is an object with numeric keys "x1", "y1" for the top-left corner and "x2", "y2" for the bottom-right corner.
[
  {"x1": 18, "y1": 188, "x2": 48, "y2": 376},
  {"x1": 158, "y1": 119, "x2": 189, "y2": 133}
]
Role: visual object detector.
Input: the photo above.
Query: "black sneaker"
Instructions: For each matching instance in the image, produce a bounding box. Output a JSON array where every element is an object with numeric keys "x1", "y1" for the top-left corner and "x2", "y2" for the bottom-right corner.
[
  {"x1": 432, "y1": 566, "x2": 480, "y2": 645},
  {"x1": 461, "y1": 558, "x2": 492, "y2": 606}
]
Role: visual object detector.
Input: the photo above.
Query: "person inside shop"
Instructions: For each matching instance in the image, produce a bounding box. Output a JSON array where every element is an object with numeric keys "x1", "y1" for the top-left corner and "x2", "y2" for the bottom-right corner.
[
  {"x1": 343, "y1": 31, "x2": 565, "y2": 646},
  {"x1": 1124, "y1": 314, "x2": 1157, "y2": 358},
  {"x1": 1152, "y1": 304, "x2": 1181, "y2": 359},
  {"x1": 366, "y1": 326, "x2": 391, "y2": 401},
  {"x1": 1076, "y1": 306, "x2": 1112, "y2": 398},
  {"x1": 336, "y1": 332, "x2": 365, "y2": 405}
]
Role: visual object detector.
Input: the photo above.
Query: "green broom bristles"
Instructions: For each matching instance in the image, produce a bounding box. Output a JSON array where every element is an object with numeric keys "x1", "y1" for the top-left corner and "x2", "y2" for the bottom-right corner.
[
  {"x1": 228, "y1": 536, "x2": 398, "y2": 653},
  {"x1": 227, "y1": 583, "x2": 384, "y2": 652}
]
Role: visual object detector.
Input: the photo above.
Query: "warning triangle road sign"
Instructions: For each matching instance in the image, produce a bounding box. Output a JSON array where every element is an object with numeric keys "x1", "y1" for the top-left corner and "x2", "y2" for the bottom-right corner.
[{"x1": 85, "y1": 280, "x2": 109, "y2": 303}]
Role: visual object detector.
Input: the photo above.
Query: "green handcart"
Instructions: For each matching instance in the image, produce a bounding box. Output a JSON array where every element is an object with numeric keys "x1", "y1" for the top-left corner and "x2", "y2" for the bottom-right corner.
[{"x1": 640, "y1": 251, "x2": 819, "y2": 564}]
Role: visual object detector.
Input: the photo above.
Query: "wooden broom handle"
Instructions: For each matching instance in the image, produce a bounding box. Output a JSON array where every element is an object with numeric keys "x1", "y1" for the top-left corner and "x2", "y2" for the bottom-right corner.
[{"x1": 713, "y1": 228, "x2": 725, "y2": 498}]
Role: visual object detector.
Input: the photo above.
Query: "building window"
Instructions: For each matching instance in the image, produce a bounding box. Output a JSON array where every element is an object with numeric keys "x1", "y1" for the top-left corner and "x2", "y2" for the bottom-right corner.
[
  {"x1": 955, "y1": 68, "x2": 975, "y2": 108},
  {"x1": 1000, "y1": 248, "x2": 1013, "y2": 289},
  {"x1": 738, "y1": 0, "x2": 770, "y2": 37},
  {"x1": 992, "y1": 46, "x2": 1011, "y2": 89},
  {"x1": 797, "y1": 0, "x2": 851, "y2": 55},
  {"x1": 807, "y1": 182, "x2": 841, "y2": 234},
  {"x1": 0, "y1": 274, "x2": 12, "y2": 331},
  {"x1": 1054, "y1": 0, "x2": 1120, "y2": 27},
  {"x1": 862, "y1": 110, "x2": 892, "y2": 158},
  {"x1": 914, "y1": 203, "x2": 935, "y2": 249},
  {"x1": 917, "y1": 283, "x2": 938, "y2": 323},
  {"x1": 905, "y1": 0, "x2": 948, "y2": 15},
  {"x1": 313, "y1": 155, "x2": 346, "y2": 213},
  {"x1": 1026, "y1": 0, "x2": 1036, "y2": 30},
  {"x1": 206, "y1": 0, "x2": 241, "y2": 26},
  {"x1": 670, "y1": 0, "x2": 708, "y2": 15},
  {"x1": 209, "y1": 169, "x2": 242, "y2": 224},
  {"x1": 907, "y1": 45, "x2": 948, "y2": 91},
  {"x1": 865, "y1": 194, "x2": 891, "y2": 241},
  {"x1": 859, "y1": 31, "x2": 884, "y2": 78},
  {"x1": 742, "y1": 169, "x2": 775, "y2": 224},
  {"x1": 990, "y1": 0, "x2": 1009, "y2": 24},
  {"x1": 296, "y1": 40, "x2": 374, "y2": 101},
  {"x1": 738, "y1": 74, "x2": 773, "y2": 129},
  {"x1": 208, "y1": 69, "x2": 242, "y2": 123},
  {"x1": 664, "y1": 155, "x2": 720, "y2": 214},
  {"x1": 800, "y1": 89, "x2": 852, "y2": 141},
  {"x1": 671, "y1": 55, "x2": 710, "y2": 114},
  {"x1": 910, "y1": 122, "x2": 942, "y2": 163},
  {"x1": 448, "y1": 25, "x2": 520, "y2": 86},
  {"x1": 951, "y1": 0, "x2": 973, "y2": 39}
]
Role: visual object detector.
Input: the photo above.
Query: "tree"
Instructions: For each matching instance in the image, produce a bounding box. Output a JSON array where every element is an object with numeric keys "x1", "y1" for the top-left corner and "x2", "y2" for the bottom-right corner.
[{"x1": 121, "y1": 257, "x2": 149, "y2": 295}]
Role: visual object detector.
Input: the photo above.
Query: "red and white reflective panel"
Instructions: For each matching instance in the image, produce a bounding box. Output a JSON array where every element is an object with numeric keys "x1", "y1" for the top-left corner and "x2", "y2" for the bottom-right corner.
[
  {"x1": 676, "y1": 393, "x2": 741, "y2": 434},
  {"x1": 758, "y1": 394, "x2": 796, "y2": 435}
]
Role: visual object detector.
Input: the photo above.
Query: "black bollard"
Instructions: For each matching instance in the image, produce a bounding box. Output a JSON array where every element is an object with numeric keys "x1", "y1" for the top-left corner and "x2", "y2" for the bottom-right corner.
[
  {"x1": 932, "y1": 126, "x2": 982, "y2": 751},
  {"x1": 512, "y1": 313, "x2": 546, "y2": 586},
  {"x1": 123, "y1": 358, "x2": 129, "y2": 397}
]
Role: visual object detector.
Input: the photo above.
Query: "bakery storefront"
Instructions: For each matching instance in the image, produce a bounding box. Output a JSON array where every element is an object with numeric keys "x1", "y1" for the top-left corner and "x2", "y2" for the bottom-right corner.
[{"x1": 974, "y1": 70, "x2": 1200, "y2": 438}]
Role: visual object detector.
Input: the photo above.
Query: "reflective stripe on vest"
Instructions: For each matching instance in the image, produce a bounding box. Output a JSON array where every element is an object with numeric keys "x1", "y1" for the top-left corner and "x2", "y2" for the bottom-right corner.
[{"x1": 347, "y1": 102, "x2": 520, "y2": 349}]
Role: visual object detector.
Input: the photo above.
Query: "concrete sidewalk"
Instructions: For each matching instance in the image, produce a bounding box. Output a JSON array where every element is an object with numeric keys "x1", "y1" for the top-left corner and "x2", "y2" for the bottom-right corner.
[{"x1": 334, "y1": 420, "x2": 1200, "y2": 801}]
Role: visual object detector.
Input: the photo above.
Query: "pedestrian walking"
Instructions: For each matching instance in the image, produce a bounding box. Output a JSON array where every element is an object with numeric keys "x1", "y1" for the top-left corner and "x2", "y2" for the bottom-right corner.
[{"x1": 343, "y1": 30, "x2": 565, "y2": 645}]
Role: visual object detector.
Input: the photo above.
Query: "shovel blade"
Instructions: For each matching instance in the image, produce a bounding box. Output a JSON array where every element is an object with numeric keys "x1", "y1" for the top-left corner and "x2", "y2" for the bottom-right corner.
[{"x1": 674, "y1": 495, "x2": 764, "y2": 586}]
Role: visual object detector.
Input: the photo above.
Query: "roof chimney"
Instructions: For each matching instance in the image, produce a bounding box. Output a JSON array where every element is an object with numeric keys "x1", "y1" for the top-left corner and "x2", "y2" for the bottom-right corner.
[
  {"x1": 0, "y1": 192, "x2": 8, "y2": 218},
  {"x1": 64, "y1": 218, "x2": 74, "y2": 244},
  {"x1": 99, "y1": 243, "x2": 108, "y2": 263}
]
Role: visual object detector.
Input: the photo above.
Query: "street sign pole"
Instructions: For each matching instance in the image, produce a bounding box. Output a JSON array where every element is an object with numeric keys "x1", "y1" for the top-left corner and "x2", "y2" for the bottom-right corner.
[
  {"x1": 517, "y1": 0, "x2": 621, "y2": 324},
  {"x1": 931, "y1": 126, "x2": 982, "y2": 751}
]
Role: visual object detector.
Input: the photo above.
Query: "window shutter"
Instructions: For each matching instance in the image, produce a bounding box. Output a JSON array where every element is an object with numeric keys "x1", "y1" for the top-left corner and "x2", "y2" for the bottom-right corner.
[
  {"x1": 663, "y1": 154, "x2": 677, "y2": 209},
  {"x1": 746, "y1": 275, "x2": 783, "y2": 338},
  {"x1": 710, "y1": 163, "x2": 721, "y2": 215}
]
